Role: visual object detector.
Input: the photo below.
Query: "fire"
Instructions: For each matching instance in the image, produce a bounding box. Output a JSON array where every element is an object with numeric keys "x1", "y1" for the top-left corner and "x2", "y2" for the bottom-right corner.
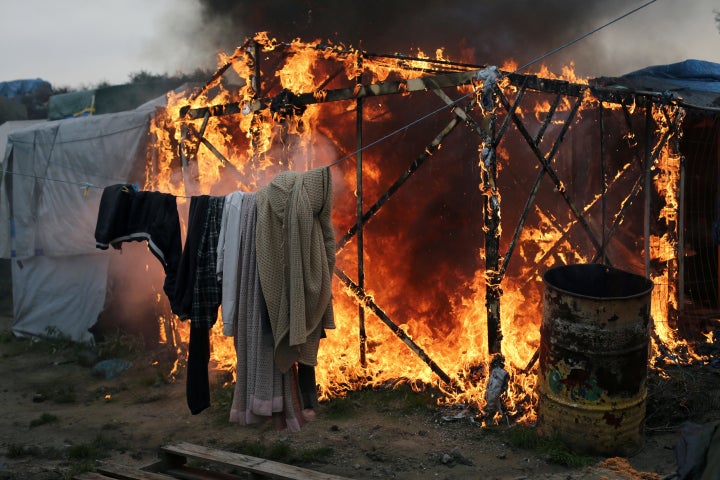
[{"x1": 141, "y1": 34, "x2": 705, "y2": 424}]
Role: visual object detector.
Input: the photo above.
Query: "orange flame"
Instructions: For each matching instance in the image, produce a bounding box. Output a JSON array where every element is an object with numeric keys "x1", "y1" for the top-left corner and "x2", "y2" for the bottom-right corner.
[{"x1": 141, "y1": 35, "x2": 703, "y2": 424}]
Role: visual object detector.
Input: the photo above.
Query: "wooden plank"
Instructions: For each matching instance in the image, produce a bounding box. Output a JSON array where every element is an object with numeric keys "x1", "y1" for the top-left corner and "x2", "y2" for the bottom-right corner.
[
  {"x1": 74, "y1": 473, "x2": 117, "y2": 480},
  {"x1": 95, "y1": 461, "x2": 179, "y2": 480},
  {"x1": 161, "y1": 442, "x2": 350, "y2": 480},
  {"x1": 164, "y1": 466, "x2": 243, "y2": 480}
]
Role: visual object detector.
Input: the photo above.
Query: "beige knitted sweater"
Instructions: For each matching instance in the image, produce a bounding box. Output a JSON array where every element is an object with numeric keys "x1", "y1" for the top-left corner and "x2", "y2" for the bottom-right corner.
[{"x1": 255, "y1": 167, "x2": 336, "y2": 372}]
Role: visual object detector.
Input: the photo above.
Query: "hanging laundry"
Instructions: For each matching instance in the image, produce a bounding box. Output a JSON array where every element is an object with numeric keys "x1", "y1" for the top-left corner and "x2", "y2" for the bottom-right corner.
[
  {"x1": 216, "y1": 190, "x2": 245, "y2": 336},
  {"x1": 226, "y1": 192, "x2": 307, "y2": 431},
  {"x1": 179, "y1": 195, "x2": 225, "y2": 415},
  {"x1": 94, "y1": 184, "x2": 182, "y2": 313},
  {"x1": 174, "y1": 195, "x2": 209, "y2": 320},
  {"x1": 255, "y1": 166, "x2": 336, "y2": 373}
]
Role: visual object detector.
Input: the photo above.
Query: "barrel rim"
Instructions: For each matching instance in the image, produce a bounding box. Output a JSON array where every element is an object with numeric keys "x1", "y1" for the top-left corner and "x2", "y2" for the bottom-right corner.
[{"x1": 543, "y1": 263, "x2": 654, "y2": 301}]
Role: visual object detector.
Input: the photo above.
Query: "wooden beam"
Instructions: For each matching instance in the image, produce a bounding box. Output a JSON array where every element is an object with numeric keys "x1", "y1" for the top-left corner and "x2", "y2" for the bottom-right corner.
[{"x1": 161, "y1": 442, "x2": 351, "y2": 480}]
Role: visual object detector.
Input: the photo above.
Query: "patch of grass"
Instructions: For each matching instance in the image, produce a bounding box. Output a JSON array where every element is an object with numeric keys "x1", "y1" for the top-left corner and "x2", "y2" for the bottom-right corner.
[
  {"x1": 0, "y1": 330, "x2": 14, "y2": 343},
  {"x1": 506, "y1": 425, "x2": 596, "y2": 467},
  {"x1": 66, "y1": 434, "x2": 114, "y2": 461},
  {"x1": 94, "y1": 329, "x2": 144, "y2": 359},
  {"x1": 322, "y1": 383, "x2": 435, "y2": 420},
  {"x1": 66, "y1": 443, "x2": 99, "y2": 461},
  {"x1": 62, "y1": 461, "x2": 95, "y2": 480},
  {"x1": 322, "y1": 395, "x2": 359, "y2": 420},
  {"x1": 293, "y1": 446, "x2": 334, "y2": 463},
  {"x1": 207, "y1": 381, "x2": 235, "y2": 423},
  {"x1": 36, "y1": 384, "x2": 76, "y2": 404},
  {"x1": 267, "y1": 442, "x2": 293, "y2": 461},
  {"x1": 29, "y1": 412, "x2": 59, "y2": 428},
  {"x1": 226, "y1": 440, "x2": 334, "y2": 465},
  {"x1": 132, "y1": 391, "x2": 167, "y2": 404},
  {"x1": 101, "y1": 421, "x2": 125, "y2": 431},
  {"x1": 229, "y1": 439, "x2": 269, "y2": 458},
  {"x1": 6, "y1": 443, "x2": 40, "y2": 458}
]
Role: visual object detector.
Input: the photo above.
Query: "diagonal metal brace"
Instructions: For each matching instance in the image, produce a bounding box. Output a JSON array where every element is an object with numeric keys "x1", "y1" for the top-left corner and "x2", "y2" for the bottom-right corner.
[
  {"x1": 497, "y1": 89, "x2": 604, "y2": 255},
  {"x1": 336, "y1": 95, "x2": 478, "y2": 252},
  {"x1": 334, "y1": 267, "x2": 454, "y2": 386}
]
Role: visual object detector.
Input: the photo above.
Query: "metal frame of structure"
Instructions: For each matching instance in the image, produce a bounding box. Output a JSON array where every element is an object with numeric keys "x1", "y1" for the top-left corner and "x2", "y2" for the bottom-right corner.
[{"x1": 174, "y1": 39, "x2": 687, "y2": 386}]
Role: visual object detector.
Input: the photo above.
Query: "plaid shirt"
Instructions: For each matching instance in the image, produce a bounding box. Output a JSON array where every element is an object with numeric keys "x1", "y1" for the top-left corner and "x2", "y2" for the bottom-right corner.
[{"x1": 191, "y1": 196, "x2": 225, "y2": 329}]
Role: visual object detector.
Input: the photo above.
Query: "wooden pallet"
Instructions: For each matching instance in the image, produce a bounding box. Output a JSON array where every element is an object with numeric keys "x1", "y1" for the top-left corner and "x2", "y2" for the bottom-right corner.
[{"x1": 74, "y1": 441, "x2": 351, "y2": 480}]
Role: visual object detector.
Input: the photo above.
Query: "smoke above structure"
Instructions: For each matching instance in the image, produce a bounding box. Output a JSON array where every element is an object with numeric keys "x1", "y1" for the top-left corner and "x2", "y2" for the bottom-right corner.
[{"x1": 145, "y1": 0, "x2": 720, "y2": 82}]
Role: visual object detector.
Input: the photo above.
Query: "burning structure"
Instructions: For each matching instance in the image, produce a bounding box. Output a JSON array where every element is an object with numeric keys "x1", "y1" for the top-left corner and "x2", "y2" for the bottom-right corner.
[
  {"x1": 141, "y1": 34, "x2": 719, "y2": 426},
  {"x1": 2, "y1": 30, "x2": 718, "y2": 440}
]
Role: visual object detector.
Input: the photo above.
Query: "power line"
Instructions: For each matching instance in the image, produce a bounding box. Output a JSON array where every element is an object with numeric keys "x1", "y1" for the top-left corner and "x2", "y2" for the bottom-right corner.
[{"x1": 2, "y1": 0, "x2": 659, "y2": 189}]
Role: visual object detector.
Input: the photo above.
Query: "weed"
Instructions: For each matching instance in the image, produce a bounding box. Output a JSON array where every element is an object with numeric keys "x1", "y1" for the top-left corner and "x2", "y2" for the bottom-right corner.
[
  {"x1": 36, "y1": 384, "x2": 76, "y2": 404},
  {"x1": 94, "y1": 329, "x2": 144, "y2": 359},
  {"x1": 225, "y1": 440, "x2": 333, "y2": 465},
  {"x1": 229, "y1": 439, "x2": 269, "y2": 458},
  {"x1": 322, "y1": 384, "x2": 434, "y2": 420},
  {"x1": 66, "y1": 443, "x2": 99, "y2": 461},
  {"x1": 208, "y1": 381, "x2": 235, "y2": 423},
  {"x1": 101, "y1": 421, "x2": 124, "y2": 431},
  {"x1": 66, "y1": 434, "x2": 114, "y2": 461},
  {"x1": 294, "y1": 446, "x2": 334, "y2": 463},
  {"x1": 0, "y1": 330, "x2": 14, "y2": 343},
  {"x1": 506, "y1": 425, "x2": 595, "y2": 467},
  {"x1": 29, "y1": 412, "x2": 59, "y2": 428},
  {"x1": 62, "y1": 461, "x2": 95, "y2": 480},
  {"x1": 6, "y1": 443, "x2": 39, "y2": 458},
  {"x1": 132, "y1": 392, "x2": 167, "y2": 404}
]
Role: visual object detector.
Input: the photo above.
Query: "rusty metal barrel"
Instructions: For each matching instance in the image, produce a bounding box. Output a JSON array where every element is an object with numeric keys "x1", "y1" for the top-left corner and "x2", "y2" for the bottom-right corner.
[{"x1": 536, "y1": 263, "x2": 654, "y2": 456}]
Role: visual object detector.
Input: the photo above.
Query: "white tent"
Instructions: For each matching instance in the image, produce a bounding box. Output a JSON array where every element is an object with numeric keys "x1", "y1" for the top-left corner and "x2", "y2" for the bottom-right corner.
[
  {"x1": 0, "y1": 108, "x2": 155, "y2": 342},
  {"x1": 0, "y1": 120, "x2": 47, "y2": 170}
]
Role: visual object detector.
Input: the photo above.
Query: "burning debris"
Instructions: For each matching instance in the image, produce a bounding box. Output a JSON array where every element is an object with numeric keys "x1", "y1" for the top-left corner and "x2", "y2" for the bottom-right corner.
[{"x1": 483, "y1": 354, "x2": 510, "y2": 425}]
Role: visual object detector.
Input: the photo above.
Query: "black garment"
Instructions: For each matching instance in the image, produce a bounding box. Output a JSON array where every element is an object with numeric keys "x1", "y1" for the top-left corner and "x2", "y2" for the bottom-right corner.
[
  {"x1": 174, "y1": 195, "x2": 209, "y2": 320},
  {"x1": 186, "y1": 325, "x2": 210, "y2": 415},
  {"x1": 191, "y1": 196, "x2": 225, "y2": 329},
  {"x1": 94, "y1": 184, "x2": 182, "y2": 313},
  {"x1": 297, "y1": 363, "x2": 319, "y2": 410},
  {"x1": 182, "y1": 196, "x2": 225, "y2": 416}
]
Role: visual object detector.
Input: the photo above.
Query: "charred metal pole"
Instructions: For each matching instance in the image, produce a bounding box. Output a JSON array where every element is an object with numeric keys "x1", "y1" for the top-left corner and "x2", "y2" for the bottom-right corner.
[
  {"x1": 249, "y1": 40, "x2": 264, "y2": 178},
  {"x1": 644, "y1": 105, "x2": 652, "y2": 279},
  {"x1": 592, "y1": 103, "x2": 681, "y2": 264},
  {"x1": 678, "y1": 138, "x2": 686, "y2": 311},
  {"x1": 482, "y1": 114, "x2": 502, "y2": 355},
  {"x1": 355, "y1": 61, "x2": 367, "y2": 367},
  {"x1": 179, "y1": 124, "x2": 192, "y2": 195},
  {"x1": 600, "y1": 101, "x2": 607, "y2": 264},
  {"x1": 334, "y1": 267, "x2": 453, "y2": 386}
]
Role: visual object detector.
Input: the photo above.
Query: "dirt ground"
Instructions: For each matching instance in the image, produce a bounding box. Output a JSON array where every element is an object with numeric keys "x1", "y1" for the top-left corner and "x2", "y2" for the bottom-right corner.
[{"x1": 0, "y1": 290, "x2": 719, "y2": 480}]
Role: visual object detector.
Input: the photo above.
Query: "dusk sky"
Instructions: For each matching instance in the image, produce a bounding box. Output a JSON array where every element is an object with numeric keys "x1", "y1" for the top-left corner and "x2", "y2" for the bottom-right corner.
[{"x1": 1, "y1": 0, "x2": 719, "y2": 89}]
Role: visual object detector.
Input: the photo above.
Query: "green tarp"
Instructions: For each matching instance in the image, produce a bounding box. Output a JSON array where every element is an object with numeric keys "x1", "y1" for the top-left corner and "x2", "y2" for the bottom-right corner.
[{"x1": 48, "y1": 81, "x2": 181, "y2": 120}]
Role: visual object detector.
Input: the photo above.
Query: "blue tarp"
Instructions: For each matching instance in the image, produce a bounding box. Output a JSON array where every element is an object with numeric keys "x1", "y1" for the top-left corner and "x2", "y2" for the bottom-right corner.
[
  {"x1": 593, "y1": 59, "x2": 720, "y2": 111},
  {"x1": 624, "y1": 59, "x2": 720, "y2": 95},
  {"x1": 0, "y1": 79, "x2": 51, "y2": 99}
]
